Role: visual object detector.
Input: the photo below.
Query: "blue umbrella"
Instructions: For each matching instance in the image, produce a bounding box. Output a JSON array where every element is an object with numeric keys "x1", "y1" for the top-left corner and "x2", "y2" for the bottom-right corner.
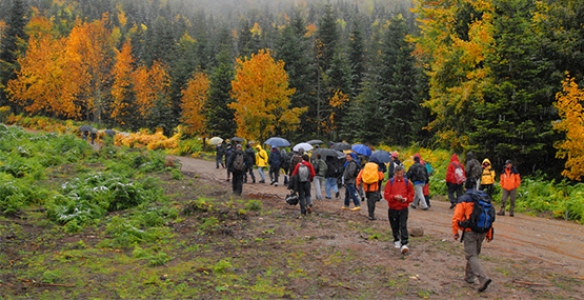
[
  {"x1": 352, "y1": 144, "x2": 372, "y2": 156},
  {"x1": 370, "y1": 150, "x2": 391, "y2": 163},
  {"x1": 265, "y1": 137, "x2": 290, "y2": 147}
]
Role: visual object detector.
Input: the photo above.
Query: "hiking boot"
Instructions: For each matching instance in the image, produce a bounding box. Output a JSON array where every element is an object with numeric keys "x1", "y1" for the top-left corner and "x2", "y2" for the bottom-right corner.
[
  {"x1": 368, "y1": 216, "x2": 377, "y2": 221},
  {"x1": 342, "y1": 206, "x2": 349, "y2": 210},
  {"x1": 350, "y1": 206, "x2": 361, "y2": 211},
  {"x1": 465, "y1": 276, "x2": 478, "y2": 284},
  {"x1": 509, "y1": 213, "x2": 514, "y2": 217},
  {"x1": 497, "y1": 211, "x2": 505, "y2": 216},
  {"x1": 325, "y1": 197, "x2": 332, "y2": 199},
  {"x1": 400, "y1": 245, "x2": 409, "y2": 254},
  {"x1": 252, "y1": 179, "x2": 256, "y2": 184},
  {"x1": 335, "y1": 192, "x2": 340, "y2": 198},
  {"x1": 478, "y1": 278, "x2": 492, "y2": 292},
  {"x1": 226, "y1": 178, "x2": 230, "y2": 182},
  {"x1": 394, "y1": 241, "x2": 401, "y2": 249},
  {"x1": 422, "y1": 207, "x2": 429, "y2": 211},
  {"x1": 449, "y1": 203, "x2": 456, "y2": 209},
  {"x1": 274, "y1": 183, "x2": 278, "y2": 187},
  {"x1": 307, "y1": 206, "x2": 312, "y2": 214},
  {"x1": 270, "y1": 181, "x2": 275, "y2": 185},
  {"x1": 410, "y1": 204, "x2": 417, "y2": 209},
  {"x1": 259, "y1": 180, "x2": 265, "y2": 183}
]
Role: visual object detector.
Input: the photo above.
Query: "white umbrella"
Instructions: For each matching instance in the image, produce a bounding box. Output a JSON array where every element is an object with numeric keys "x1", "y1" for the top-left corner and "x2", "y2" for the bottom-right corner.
[
  {"x1": 293, "y1": 142, "x2": 313, "y2": 152},
  {"x1": 207, "y1": 136, "x2": 224, "y2": 145}
]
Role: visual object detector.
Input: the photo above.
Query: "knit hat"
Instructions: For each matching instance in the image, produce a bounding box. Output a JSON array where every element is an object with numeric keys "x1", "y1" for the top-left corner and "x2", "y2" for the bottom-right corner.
[{"x1": 505, "y1": 159, "x2": 512, "y2": 164}]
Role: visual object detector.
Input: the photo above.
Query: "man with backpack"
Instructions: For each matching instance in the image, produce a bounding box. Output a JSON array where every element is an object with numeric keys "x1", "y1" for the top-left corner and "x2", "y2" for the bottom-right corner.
[
  {"x1": 311, "y1": 153, "x2": 327, "y2": 201},
  {"x1": 324, "y1": 156, "x2": 341, "y2": 199},
  {"x1": 383, "y1": 165, "x2": 414, "y2": 254},
  {"x1": 465, "y1": 151, "x2": 482, "y2": 190},
  {"x1": 227, "y1": 144, "x2": 247, "y2": 195},
  {"x1": 452, "y1": 179, "x2": 495, "y2": 293},
  {"x1": 446, "y1": 154, "x2": 466, "y2": 209},
  {"x1": 388, "y1": 152, "x2": 403, "y2": 179},
  {"x1": 268, "y1": 146, "x2": 281, "y2": 186},
  {"x1": 356, "y1": 161, "x2": 385, "y2": 220},
  {"x1": 291, "y1": 155, "x2": 316, "y2": 217},
  {"x1": 407, "y1": 155, "x2": 429, "y2": 210},
  {"x1": 342, "y1": 152, "x2": 361, "y2": 211},
  {"x1": 243, "y1": 144, "x2": 256, "y2": 184}
]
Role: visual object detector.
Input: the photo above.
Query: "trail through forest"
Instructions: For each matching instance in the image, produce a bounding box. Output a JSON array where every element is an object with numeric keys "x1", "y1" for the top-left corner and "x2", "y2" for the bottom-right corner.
[{"x1": 173, "y1": 155, "x2": 584, "y2": 277}]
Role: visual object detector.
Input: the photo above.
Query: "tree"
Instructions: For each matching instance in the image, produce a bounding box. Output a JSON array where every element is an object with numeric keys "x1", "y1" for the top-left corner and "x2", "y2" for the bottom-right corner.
[
  {"x1": 205, "y1": 48, "x2": 236, "y2": 138},
  {"x1": 553, "y1": 74, "x2": 584, "y2": 180},
  {"x1": 229, "y1": 49, "x2": 306, "y2": 141},
  {"x1": 181, "y1": 71, "x2": 209, "y2": 136},
  {"x1": 132, "y1": 60, "x2": 170, "y2": 127},
  {"x1": 0, "y1": 0, "x2": 28, "y2": 108},
  {"x1": 110, "y1": 40, "x2": 135, "y2": 126}
]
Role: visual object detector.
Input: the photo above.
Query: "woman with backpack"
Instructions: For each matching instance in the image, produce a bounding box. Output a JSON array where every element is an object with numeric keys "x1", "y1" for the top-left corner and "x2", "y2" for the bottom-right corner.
[{"x1": 446, "y1": 154, "x2": 466, "y2": 209}]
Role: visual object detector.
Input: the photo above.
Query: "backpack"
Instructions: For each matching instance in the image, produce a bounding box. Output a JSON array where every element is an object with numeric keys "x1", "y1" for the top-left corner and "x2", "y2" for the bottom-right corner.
[
  {"x1": 389, "y1": 177, "x2": 410, "y2": 189},
  {"x1": 298, "y1": 163, "x2": 310, "y2": 182},
  {"x1": 362, "y1": 162, "x2": 379, "y2": 184},
  {"x1": 425, "y1": 162, "x2": 434, "y2": 176},
  {"x1": 233, "y1": 153, "x2": 245, "y2": 171},
  {"x1": 453, "y1": 162, "x2": 466, "y2": 184},
  {"x1": 459, "y1": 190, "x2": 496, "y2": 234},
  {"x1": 285, "y1": 193, "x2": 299, "y2": 205}
]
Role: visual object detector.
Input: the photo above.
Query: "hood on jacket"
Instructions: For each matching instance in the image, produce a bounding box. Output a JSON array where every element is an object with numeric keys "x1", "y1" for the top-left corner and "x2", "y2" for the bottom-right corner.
[
  {"x1": 482, "y1": 158, "x2": 492, "y2": 168},
  {"x1": 450, "y1": 153, "x2": 460, "y2": 162},
  {"x1": 466, "y1": 151, "x2": 475, "y2": 161},
  {"x1": 255, "y1": 145, "x2": 263, "y2": 151}
]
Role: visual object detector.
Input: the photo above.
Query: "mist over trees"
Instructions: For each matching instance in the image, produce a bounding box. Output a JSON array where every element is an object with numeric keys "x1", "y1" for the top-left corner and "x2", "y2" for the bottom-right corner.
[{"x1": 1, "y1": 0, "x2": 584, "y2": 178}]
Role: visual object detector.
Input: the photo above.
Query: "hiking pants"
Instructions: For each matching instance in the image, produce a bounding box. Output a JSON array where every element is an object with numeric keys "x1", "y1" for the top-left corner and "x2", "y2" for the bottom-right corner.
[
  {"x1": 388, "y1": 208, "x2": 409, "y2": 245},
  {"x1": 501, "y1": 188, "x2": 517, "y2": 214},
  {"x1": 216, "y1": 156, "x2": 224, "y2": 168},
  {"x1": 269, "y1": 165, "x2": 279, "y2": 184},
  {"x1": 413, "y1": 182, "x2": 428, "y2": 209},
  {"x1": 298, "y1": 181, "x2": 311, "y2": 215},
  {"x1": 257, "y1": 166, "x2": 266, "y2": 182},
  {"x1": 314, "y1": 176, "x2": 324, "y2": 200},
  {"x1": 344, "y1": 183, "x2": 361, "y2": 207},
  {"x1": 325, "y1": 177, "x2": 339, "y2": 198},
  {"x1": 447, "y1": 182, "x2": 463, "y2": 204},
  {"x1": 231, "y1": 170, "x2": 244, "y2": 196},
  {"x1": 366, "y1": 191, "x2": 379, "y2": 218},
  {"x1": 463, "y1": 230, "x2": 488, "y2": 283},
  {"x1": 245, "y1": 166, "x2": 255, "y2": 183}
]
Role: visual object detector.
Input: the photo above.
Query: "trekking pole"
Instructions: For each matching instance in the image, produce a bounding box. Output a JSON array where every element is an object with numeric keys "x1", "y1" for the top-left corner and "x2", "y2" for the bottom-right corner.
[{"x1": 460, "y1": 229, "x2": 466, "y2": 243}]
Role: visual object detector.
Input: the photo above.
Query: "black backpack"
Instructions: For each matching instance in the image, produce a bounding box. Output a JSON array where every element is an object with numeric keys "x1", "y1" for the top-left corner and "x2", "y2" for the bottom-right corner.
[
  {"x1": 459, "y1": 190, "x2": 496, "y2": 234},
  {"x1": 233, "y1": 153, "x2": 245, "y2": 171}
]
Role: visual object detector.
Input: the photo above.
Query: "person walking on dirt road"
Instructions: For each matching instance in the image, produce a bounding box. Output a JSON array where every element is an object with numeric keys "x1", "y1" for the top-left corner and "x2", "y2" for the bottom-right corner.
[
  {"x1": 227, "y1": 144, "x2": 247, "y2": 195},
  {"x1": 452, "y1": 180, "x2": 494, "y2": 292},
  {"x1": 383, "y1": 165, "x2": 414, "y2": 254},
  {"x1": 498, "y1": 159, "x2": 521, "y2": 217},
  {"x1": 255, "y1": 145, "x2": 268, "y2": 183}
]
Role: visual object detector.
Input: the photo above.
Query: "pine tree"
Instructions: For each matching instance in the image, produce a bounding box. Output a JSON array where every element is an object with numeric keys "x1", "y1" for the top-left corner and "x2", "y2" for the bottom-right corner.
[
  {"x1": 347, "y1": 19, "x2": 365, "y2": 98},
  {"x1": 205, "y1": 48, "x2": 236, "y2": 139},
  {"x1": 0, "y1": 0, "x2": 28, "y2": 108}
]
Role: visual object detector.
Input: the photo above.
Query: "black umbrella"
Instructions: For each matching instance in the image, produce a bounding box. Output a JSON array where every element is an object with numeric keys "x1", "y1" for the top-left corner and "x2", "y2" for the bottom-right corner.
[
  {"x1": 331, "y1": 142, "x2": 351, "y2": 151},
  {"x1": 313, "y1": 148, "x2": 344, "y2": 159},
  {"x1": 79, "y1": 125, "x2": 93, "y2": 132},
  {"x1": 231, "y1": 137, "x2": 245, "y2": 143},
  {"x1": 306, "y1": 139, "x2": 324, "y2": 145}
]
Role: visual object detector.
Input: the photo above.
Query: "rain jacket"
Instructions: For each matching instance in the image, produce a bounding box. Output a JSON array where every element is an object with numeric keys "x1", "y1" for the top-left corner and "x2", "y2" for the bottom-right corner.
[
  {"x1": 383, "y1": 176, "x2": 414, "y2": 210},
  {"x1": 291, "y1": 160, "x2": 316, "y2": 182},
  {"x1": 500, "y1": 165, "x2": 521, "y2": 191},
  {"x1": 255, "y1": 146, "x2": 268, "y2": 167},
  {"x1": 480, "y1": 158, "x2": 496, "y2": 185},
  {"x1": 343, "y1": 159, "x2": 359, "y2": 184},
  {"x1": 268, "y1": 147, "x2": 281, "y2": 168},
  {"x1": 356, "y1": 167, "x2": 384, "y2": 192},
  {"x1": 452, "y1": 191, "x2": 493, "y2": 240},
  {"x1": 465, "y1": 152, "x2": 482, "y2": 180},
  {"x1": 446, "y1": 154, "x2": 465, "y2": 184}
]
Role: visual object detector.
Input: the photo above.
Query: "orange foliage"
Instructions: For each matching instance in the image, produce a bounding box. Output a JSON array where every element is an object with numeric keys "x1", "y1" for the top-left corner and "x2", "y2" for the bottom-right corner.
[
  {"x1": 132, "y1": 60, "x2": 170, "y2": 118},
  {"x1": 229, "y1": 49, "x2": 306, "y2": 141},
  {"x1": 181, "y1": 71, "x2": 210, "y2": 135},
  {"x1": 305, "y1": 23, "x2": 317, "y2": 37},
  {"x1": 110, "y1": 41, "x2": 135, "y2": 124},
  {"x1": 553, "y1": 74, "x2": 584, "y2": 180}
]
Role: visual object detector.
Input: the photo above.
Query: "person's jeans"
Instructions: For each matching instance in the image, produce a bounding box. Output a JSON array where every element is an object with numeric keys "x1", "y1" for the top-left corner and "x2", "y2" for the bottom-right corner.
[
  {"x1": 257, "y1": 167, "x2": 266, "y2": 182},
  {"x1": 344, "y1": 183, "x2": 360, "y2": 207},
  {"x1": 325, "y1": 177, "x2": 339, "y2": 198},
  {"x1": 388, "y1": 208, "x2": 409, "y2": 245},
  {"x1": 298, "y1": 181, "x2": 311, "y2": 215},
  {"x1": 447, "y1": 182, "x2": 463, "y2": 204},
  {"x1": 413, "y1": 182, "x2": 428, "y2": 209},
  {"x1": 314, "y1": 176, "x2": 324, "y2": 200}
]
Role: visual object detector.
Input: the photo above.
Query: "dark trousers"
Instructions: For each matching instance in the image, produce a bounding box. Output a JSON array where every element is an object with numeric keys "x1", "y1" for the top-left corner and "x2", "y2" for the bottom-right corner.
[
  {"x1": 244, "y1": 167, "x2": 255, "y2": 183},
  {"x1": 231, "y1": 171, "x2": 244, "y2": 195},
  {"x1": 298, "y1": 181, "x2": 311, "y2": 215},
  {"x1": 269, "y1": 165, "x2": 279, "y2": 183},
  {"x1": 479, "y1": 184, "x2": 493, "y2": 198},
  {"x1": 447, "y1": 182, "x2": 463, "y2": 204},
  {"x1": 366, "y1": 191, "x2": 379, "y2": 218},
  {"x1": 388, "y1": 208, "x2": 409, "y2": 245}
]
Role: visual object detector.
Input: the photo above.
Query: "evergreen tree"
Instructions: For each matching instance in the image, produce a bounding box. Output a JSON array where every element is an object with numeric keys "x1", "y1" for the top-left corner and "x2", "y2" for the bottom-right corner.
[
  {"x1": 205, "y1": 48, "x2": 236, "y2": 138},
  {"x1": 0, "y1": 0, "x2": 28, "y2": 108},
  {"x1": 347, "y1": 19, "x2": 365, "y2": 98}
]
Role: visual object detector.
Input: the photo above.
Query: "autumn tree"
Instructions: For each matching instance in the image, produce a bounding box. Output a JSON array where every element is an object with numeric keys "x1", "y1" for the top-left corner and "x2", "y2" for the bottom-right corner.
[
  {"x1": 553, "y1": 74, "x2": 584, "y2": 180},
  {"x1": 132, "y1": 60, "x2": 170, "y2": 126},
  {"x1": 7, "y1": 16, "x2": 80, "y2": 118},
  {"x1": 181, "y1": 71, "x2": 209, "y2": 136},
  {"x1": 110, "y1": 40, "x2": 135, "y2": 126},
  {"x1": 229, "y1": 49, "x2": 307, "y2": 142}
]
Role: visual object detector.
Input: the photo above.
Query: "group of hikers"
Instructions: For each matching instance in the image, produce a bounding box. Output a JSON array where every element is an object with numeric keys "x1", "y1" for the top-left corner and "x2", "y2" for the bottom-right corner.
[{"x1": 215, "y1": 141, "x2": 521, "y2": 292}]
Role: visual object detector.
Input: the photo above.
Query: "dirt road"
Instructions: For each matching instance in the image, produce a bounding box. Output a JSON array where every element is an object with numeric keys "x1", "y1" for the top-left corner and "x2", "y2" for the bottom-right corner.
[{"x1": 173, "y1": 155, "x2": 584, "y2": 277}]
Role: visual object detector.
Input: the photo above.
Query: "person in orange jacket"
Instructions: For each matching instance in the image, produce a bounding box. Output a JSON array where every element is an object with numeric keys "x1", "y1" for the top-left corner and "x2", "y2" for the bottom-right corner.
[
  {"x1": 383, "y1": 165, "x2": 414, "y2": 254},
  {"x1": 498, "y1": 159, "x2": 521, "y2": 216},
  {"x1": 356, "y1": 161, "x2": 385, "y2": 221},
  {"x1": 452, "y1": 180, "x2": 494, "y2": 293}
]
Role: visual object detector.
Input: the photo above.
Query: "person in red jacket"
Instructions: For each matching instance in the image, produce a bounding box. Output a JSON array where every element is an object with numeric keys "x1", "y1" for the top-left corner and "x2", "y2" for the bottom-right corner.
[
  {"x1": 452, "y1": 180, "x2": 494, "y2": 292},
  {"x1": 291, "y1": 154, "x2": 317, "y2": 217},
  {"x1": 383, "y1": 165, "x2": 414, "y2": 254},
  {"x1": 446, "y1": 153, "x2": 466, "y2": 209}
]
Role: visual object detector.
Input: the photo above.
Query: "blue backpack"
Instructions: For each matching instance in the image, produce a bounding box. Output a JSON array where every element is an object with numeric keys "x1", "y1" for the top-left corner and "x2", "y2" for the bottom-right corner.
[{"x1": 459, "y1": 190, "x2": 496, "y2": 234}]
